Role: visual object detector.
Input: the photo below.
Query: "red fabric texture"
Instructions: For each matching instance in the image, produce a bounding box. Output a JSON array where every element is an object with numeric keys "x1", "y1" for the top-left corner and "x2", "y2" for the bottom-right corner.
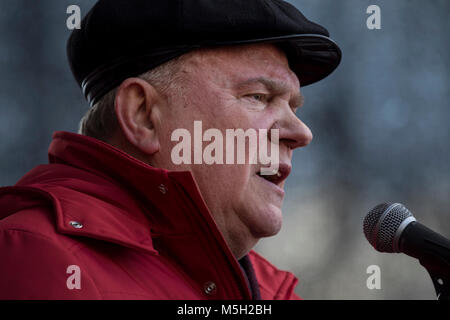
[{"x1": 0, "y1": 132, "x2": 300, "y2": 300}]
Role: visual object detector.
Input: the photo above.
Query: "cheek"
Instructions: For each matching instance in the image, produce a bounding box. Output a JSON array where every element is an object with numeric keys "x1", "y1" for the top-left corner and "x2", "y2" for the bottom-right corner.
[
  {"x1": 209, "y1": 164, "x2": 252, "y2": 196},
  {"x1": 187, "y1": 163, "x2": 253, "y2": 216},
  {"x1": 213, "y1": 164, "x2": 251, "y2": 189}
]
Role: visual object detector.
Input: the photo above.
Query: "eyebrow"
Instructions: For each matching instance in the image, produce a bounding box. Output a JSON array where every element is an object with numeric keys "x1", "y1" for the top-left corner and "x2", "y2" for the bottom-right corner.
[{"x1": 235, "y1": 77, "x2": 304, "y2": 108}]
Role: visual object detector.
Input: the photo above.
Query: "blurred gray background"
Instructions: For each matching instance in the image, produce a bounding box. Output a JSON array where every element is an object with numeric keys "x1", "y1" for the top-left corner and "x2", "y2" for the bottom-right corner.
[{"x1": 0, "y1": 1, "x2": 449, "y2": 299}]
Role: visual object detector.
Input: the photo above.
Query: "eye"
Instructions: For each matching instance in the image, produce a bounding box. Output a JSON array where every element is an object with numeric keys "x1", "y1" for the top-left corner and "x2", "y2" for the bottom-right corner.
[
  {"x1": 245, "y1": 93, "x2": 268, "y2": 103},
  {"x1": 251, "y1": 94, "x2": 264, "y2": 101}
]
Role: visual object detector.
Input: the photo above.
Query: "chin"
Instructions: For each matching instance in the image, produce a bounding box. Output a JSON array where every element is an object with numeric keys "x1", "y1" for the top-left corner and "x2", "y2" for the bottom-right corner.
[{"x1": 248, "y1": 203, "x2": 283, "y2": 238}]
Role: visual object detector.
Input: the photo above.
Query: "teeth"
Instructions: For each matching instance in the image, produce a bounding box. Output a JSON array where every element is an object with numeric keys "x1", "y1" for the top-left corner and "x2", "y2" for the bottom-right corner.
[{"x1": 258, "y1": 169, "x2": 281, "y2": 178}]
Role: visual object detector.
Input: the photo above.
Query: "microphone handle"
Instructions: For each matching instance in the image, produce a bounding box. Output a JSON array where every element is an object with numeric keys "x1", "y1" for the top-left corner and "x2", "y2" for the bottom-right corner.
[
  {"x1": 400, "y1": 222, "x2": 450, "y2": 269},
  {"x1": 400, "y1": 221, "x2": 450, "y2": 300}
]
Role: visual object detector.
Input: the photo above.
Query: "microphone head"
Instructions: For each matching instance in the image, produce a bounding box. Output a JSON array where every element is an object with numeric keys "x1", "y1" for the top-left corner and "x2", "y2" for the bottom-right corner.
[{"x1": 363, "y1": 203, "x2": 416, "y2": 253}]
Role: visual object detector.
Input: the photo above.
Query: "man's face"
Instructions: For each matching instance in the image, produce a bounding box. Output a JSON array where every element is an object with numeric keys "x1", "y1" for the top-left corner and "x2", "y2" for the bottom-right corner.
[{"x1": 150, "y1": 43, "x2": 313, "y2": 257}]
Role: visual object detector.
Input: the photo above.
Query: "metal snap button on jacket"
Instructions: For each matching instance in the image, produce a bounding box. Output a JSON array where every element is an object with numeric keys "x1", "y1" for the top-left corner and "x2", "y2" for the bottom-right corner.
[
  {"x1": 158, "y1": 184, "x2": 167, "y2": 194},
  {"x1": 204, "y1": 282, "x2": 217, "y2": 295},
  {"x1": 69, "y1": 221, "x2": 83, "y2": 229}
]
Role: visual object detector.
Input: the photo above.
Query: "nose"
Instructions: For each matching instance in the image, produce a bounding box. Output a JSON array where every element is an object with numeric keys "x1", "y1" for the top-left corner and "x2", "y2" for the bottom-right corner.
[{"x1": 271, "y1": 107, "x2": 313, "y2": 150}]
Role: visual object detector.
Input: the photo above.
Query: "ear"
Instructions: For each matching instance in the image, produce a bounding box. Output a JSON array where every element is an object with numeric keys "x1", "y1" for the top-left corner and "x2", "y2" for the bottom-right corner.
[{"x1": 115, "y1": 78, "x2": 161, "y2": 155}]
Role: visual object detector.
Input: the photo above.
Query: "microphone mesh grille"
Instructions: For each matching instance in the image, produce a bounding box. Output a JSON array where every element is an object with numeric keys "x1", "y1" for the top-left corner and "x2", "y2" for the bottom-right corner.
[
  {"x1": 363, "y1": 203, "x2": 390, "y2": 244},
  {"x1": 364, "y1": 203, "x2": 414, "y2": 253}
]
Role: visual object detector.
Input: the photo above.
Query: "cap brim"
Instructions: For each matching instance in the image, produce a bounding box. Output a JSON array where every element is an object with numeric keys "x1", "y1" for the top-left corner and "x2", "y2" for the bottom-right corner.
[{"x1": 208, "y1": 34, "x2": 342, "y2": 87}]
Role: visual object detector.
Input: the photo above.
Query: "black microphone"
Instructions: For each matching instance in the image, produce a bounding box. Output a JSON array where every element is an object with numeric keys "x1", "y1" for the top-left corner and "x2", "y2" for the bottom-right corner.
[{"x1": 363, "y1": 203, "x2": 450, "y2": 299}]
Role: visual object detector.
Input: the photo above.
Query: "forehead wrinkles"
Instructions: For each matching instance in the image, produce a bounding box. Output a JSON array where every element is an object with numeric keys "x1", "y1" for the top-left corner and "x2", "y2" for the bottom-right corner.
[{"x1": 182, "y1": 44, "x2": 299, "y2": 88}]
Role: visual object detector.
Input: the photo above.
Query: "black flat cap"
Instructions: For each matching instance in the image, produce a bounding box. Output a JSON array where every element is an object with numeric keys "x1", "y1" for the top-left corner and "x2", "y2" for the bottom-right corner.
[{"x1": 68, "y1": 0, "x2": 342, "y2": 106}]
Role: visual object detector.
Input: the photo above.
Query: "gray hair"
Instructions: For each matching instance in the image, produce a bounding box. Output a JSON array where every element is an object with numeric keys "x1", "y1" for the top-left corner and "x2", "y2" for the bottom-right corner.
[{"x1": 78, "y1": 56, "x2": 185, "y2": 142}]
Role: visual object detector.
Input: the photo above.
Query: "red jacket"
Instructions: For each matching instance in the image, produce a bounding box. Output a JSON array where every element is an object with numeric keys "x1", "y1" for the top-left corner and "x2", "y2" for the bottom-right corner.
[{"x1": 0, "y1": 132, "x2": 300, "y2": 300}]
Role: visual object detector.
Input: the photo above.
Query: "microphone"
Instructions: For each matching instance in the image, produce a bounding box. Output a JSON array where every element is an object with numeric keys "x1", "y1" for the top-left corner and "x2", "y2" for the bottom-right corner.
[{"x1": 363, "y1": 203, "x2": 450, "y2": 299}]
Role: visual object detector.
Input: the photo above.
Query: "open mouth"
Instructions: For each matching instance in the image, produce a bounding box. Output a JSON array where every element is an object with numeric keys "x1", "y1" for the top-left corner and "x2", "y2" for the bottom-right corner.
[{"x1": 256, "y1": 164, "x2": 291, "y2": 186}]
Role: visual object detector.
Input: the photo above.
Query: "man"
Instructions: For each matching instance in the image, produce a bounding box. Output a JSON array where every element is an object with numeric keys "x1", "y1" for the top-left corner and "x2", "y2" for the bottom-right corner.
[{"x1": 0, "y1": 0, "x2": 340, "y2": 299}]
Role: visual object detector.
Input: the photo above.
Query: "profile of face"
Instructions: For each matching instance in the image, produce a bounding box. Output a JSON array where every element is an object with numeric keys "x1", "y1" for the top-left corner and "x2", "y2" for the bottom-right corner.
[{"x1": 114, "y1": 43, "x2": 313, "y2": 258}]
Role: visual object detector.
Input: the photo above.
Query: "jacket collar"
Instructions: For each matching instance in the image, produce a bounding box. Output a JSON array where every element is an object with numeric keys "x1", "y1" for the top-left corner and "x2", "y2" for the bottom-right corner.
[{"x1": 47, "y1": 131, "x2": 193, "y2": 223}]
